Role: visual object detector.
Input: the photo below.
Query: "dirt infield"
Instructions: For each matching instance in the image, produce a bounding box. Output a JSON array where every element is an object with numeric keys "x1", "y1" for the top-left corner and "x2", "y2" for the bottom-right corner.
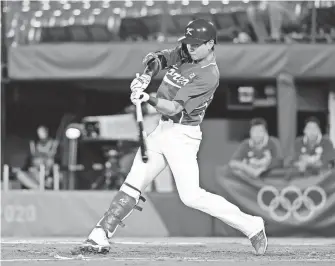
[{"x1": 1, "y1": 237, "x2": 335, "y2": 266}]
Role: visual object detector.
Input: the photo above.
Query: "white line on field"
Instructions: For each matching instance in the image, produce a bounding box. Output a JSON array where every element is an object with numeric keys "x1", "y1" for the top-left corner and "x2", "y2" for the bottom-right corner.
[
  {"x1": 1, "y1": 241, "x2": 82, "y2": 244},
  {"x1": 2, "y1": 238, "x2": 335, "y2": 246},
  {"x1": 1, "y1": 257, "x2": 335, "y2": 263},
  {"x1": 113, "y1": 241, "x2": 205, "y2": 246},
  {"x1": 1, "y1": 240, "x2": 205, "y2": 246}
]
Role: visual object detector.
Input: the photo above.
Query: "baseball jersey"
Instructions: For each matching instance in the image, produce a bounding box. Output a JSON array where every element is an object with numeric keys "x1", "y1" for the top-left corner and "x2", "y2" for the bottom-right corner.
[
  {"x1": 156, "y1": 46, "x2": 220, "y2": 126},
  {"x1": 232, "y1": 137, "x2": 283, "y2": 169}
]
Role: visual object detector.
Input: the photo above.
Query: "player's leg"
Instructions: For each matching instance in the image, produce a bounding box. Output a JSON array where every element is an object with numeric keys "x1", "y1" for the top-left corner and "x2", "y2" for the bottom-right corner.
[
  {"x1": 74, "y1": 149, "x2": 167, "y2": 254},
  {"x1": 163, "y1": 131, "x2": 267, "y2": 255},
  {"x1": 74, "y1": 130, "x2": 168, "y2": 254}
]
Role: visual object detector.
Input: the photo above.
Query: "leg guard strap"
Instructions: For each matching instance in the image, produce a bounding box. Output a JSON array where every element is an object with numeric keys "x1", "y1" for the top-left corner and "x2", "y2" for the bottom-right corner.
[
  {"x1": 124, "y1": 182, "x2": 146, "y2": 203},
  {"x1": 100, "y1": 190, "x2": 136, "y2": 234}
]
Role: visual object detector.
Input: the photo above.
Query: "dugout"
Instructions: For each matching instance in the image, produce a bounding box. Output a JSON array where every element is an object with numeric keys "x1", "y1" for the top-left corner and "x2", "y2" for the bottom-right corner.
[{"x1": 5, "y1": 43, "x2": 335, "y2": 160}]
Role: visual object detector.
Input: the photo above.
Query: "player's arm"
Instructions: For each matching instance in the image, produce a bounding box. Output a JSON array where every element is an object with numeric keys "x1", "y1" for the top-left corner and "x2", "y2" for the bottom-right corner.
[
  {"x1": 131, "y1": 92, "x2": 183, "y2": 116},
  {"x1": 148, "y1": 98, "x2": 183, "y2": 116},
  {"x1": 132, "y1": 68, "x2": 218, "y2": 116},
  {"x1": 142, "y1": 45, "x2": 189, "y2": 76},
  {"x1": 131, "y1": 47, "x2": 184, "y2": 92}
]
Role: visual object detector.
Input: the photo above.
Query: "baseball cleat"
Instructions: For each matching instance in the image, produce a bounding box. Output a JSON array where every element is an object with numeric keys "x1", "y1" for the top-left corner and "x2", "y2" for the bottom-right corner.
[
  {"x1": 71, "y1": 227, "x2": 111, "y2": 255},
  {"x1": 250, "y1": 220, "x2": 268, "y2": 255},
  {"x1": 71, "y1": 239, "x2": 111, "y2": 255}
]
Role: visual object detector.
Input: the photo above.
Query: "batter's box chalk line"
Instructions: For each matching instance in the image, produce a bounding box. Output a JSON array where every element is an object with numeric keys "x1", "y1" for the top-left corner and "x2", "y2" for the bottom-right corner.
[{"x1": 49, "y1": 252, "x2": 90, "y2": 260}]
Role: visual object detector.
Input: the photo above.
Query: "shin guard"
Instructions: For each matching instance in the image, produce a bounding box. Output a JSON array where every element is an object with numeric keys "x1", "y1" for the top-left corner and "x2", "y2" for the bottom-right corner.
[{"x1": 98, "y1": 183, "x2": 145, "y2": 237}]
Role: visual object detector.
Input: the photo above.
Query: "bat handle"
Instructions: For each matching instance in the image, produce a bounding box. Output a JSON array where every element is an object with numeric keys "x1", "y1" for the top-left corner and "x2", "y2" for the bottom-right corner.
[
  {"x1": 135, "y1": 100, "x2": 143, "y2": 122},
  {"x1": 135, "y1": 101, "x2": 148, "y2": 163},
  {"x1": 139, "y1": 123, "x2": 148, "y2": 163}
]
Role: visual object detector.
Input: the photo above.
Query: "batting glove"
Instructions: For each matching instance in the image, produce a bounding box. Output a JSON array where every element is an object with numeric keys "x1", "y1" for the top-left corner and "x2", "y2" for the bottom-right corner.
[
  {"x1": 130, "y1": 90, "x2": 150, "y2": 105},
  {"x1": 130, "y1": 73, "x2": 151, "y2": 92},
  {"x1": 143, "y1": 52, "x2": 157, "y2": 65}
]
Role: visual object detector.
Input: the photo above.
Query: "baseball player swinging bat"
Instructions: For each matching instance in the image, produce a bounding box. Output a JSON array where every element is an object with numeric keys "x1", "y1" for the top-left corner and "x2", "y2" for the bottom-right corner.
[{"x1": 72, "y1": 19, "x2": 267, "y2": 257}]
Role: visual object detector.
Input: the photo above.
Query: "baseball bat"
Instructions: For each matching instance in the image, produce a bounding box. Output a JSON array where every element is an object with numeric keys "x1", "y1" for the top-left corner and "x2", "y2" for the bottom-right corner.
[
  {"x1": 135, "y1": 100, "x2": 148, "y2": 163},
  {"x1": 133, "y1": 58, "x2": 161, "y2": 163}
]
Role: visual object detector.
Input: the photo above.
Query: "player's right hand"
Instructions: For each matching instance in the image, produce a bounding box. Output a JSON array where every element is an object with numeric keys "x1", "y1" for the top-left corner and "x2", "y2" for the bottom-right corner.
[
  {"x1": 130, "y1": 73, "x2": 151, "y2": 92},
  {"x1": 130, "y1": 90, "x2": 149, "y2": 105}
]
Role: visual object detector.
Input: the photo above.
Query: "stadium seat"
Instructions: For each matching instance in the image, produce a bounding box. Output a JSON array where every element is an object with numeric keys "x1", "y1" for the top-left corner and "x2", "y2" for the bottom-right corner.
[{"x1": 3, "y1": 0, "x2": 335, "y2": 45}]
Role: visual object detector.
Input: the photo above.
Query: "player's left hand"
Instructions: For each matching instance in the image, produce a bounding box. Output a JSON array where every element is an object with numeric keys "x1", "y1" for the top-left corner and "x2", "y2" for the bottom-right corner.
[
  {"x1": 130, "y1": 90, "x2": 149, "y2": 104},
  {"x1": 130, "y1": 73, "x2": 151, "y2": 92}
]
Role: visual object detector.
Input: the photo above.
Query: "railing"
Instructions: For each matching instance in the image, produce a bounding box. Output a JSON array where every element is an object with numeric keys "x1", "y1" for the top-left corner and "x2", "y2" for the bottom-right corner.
[
  {"x1": 1, "y1": 162, "x2": 175, "y2": 192},
  {"x1": 1, "y1": 164, "x2": 61, "y2": 191}
]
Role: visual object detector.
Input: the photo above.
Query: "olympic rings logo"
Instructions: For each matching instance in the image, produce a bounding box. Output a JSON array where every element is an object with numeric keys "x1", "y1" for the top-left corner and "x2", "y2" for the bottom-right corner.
[{"x1": 257, "y1": 185, "x2": 327, "y2": 222}]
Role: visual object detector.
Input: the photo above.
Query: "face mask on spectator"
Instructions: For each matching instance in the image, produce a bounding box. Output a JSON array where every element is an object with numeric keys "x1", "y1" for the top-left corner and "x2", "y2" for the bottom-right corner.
[{"x1": 250, "y1": 125, "x2": 268, "y2": 147}]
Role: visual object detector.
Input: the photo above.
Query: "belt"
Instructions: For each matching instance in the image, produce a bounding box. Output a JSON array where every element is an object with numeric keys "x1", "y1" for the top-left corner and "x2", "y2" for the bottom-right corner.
[
  {"x1": 160, "y1": 116, "x2": 199, "y2": 127},
  {"x1": 161, "y1": 115, "x2": 175, "y2": 122}
]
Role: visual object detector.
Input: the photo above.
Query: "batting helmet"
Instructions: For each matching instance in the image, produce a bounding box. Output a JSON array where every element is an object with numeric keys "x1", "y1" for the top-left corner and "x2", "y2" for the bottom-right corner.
[{"x1": 178, "y1": 18, "x2": 217, "y2": 45}]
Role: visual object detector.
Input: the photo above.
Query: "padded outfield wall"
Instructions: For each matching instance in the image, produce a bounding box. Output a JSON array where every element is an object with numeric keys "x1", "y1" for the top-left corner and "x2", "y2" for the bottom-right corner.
[
  {"x1": 1, "y1": 191, "x2": 213, "y2": 238},
  {"x1": 3, "y1": 170, "x2": 335, "y2": 238},
  {"x1": 8, "y1": 43, "x2": 335, "y2": 80}
]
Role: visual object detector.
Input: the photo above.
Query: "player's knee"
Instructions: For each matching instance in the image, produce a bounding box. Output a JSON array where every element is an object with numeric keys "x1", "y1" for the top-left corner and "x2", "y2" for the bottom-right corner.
[{"x1": 179, "y1": 188, "x2": 204, "y2": 208}]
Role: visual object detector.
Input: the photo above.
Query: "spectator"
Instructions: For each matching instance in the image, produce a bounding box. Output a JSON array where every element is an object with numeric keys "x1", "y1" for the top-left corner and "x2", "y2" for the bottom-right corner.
[
  {"x1": 16, "y1": 125, "x2": 59, "y2": 189},
  {"x1": 90, "y1": 148, "x2": 126, "y2": 190},
  {"x1": 228, "y1": 118, "x2": 283, "y2": 179},
  {"x1": 29, "y1": 125, "x2": 58, "y2": 172},
  {"x1": 287, "y1": 117, "x2": 335, "y2": 175},
  {"x1": 247, "y1": 1, "x2": 305, "y2": 42}
]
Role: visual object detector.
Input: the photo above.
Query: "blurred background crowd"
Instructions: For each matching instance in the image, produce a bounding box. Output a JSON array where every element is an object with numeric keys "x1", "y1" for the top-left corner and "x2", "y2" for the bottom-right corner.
[{"x1": 2, "y1": 0, "x2": 335, "y2": 46}]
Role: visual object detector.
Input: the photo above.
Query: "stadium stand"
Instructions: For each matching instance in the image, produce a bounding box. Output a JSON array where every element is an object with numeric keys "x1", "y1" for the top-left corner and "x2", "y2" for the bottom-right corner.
[{"x1": 3, "y1": 0, "x2": 335, "y2": 45}]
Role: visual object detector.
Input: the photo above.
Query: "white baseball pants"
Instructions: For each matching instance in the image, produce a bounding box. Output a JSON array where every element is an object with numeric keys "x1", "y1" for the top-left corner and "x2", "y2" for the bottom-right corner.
[{"x1": 124, "y1": 119, "x2": 263, "y2": 238}]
